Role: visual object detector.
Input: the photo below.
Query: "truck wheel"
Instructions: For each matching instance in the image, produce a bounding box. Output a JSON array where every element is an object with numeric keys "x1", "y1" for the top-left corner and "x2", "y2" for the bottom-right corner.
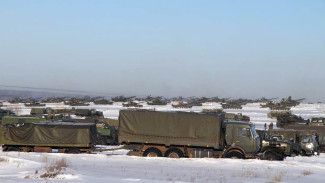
[
  {"x1": 225, "y1": 151, "x2": 244, "y2": 159},
  {"x1": 66, "y1": 148, "x2": 80, "y2": 154},
  {"x1": 264, "y1": 152, "x2": 276, "y2": 161},
  {"x1": 7, "y1": 147, "x2": 22, "y2": 152},
  {"x1": 164, "y1": 148, "x2": 184, "y2": 158},
  {"x1": 301, "y1": 150, "x2": 307, "y2": 156},
  {"x1": 143, "y1": 147, "x2": 162, "y2": 157}
]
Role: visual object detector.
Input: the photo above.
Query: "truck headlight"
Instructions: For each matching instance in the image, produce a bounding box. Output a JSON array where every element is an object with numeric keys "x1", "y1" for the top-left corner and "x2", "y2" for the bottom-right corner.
[{"x1": 306, "y1": 143, "x2": 314, "y2": 149}]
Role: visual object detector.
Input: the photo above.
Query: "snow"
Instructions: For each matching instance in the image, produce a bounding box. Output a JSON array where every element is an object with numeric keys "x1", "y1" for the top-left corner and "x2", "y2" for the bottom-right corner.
[
  {"x1": 1, "y1": 148, "x2": 325, "y2": 182},
  {"x1": 1, "y1": 102, "x2": 325, "y2": 182}
]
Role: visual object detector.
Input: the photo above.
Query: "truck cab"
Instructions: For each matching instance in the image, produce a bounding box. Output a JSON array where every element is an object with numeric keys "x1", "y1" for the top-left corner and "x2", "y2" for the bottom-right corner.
[
  {"x1": 224, "y1": 121, "x2": 260, "y2": 158},
  {"x1": 299, "y1": 135, "x2": 320, "y2": 156}
]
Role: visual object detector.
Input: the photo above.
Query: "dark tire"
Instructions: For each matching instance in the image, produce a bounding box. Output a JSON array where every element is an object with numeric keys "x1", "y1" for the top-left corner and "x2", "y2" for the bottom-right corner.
[
  {"x1": 301, "y1": 150, "x2": 307, "y2": 156},
  {"x1": 164, "y1": 148, "x2": 184, "y2": 158},
  {"x1": 225, "y1": 151, "x2": 245, "y2": 159},
  {"x1": 7, "y1": 147, "x2": 22, "y2": 152},
  {"x1": 143, "y1": 147, "x2": 162, "y2": 157},
  {"x1": 293, "y1": 150, "x2": 300, "y2": 156},
  {"x1": 264, "y1": 152, "x2": 276, "y2": 161},
  {"x1": 66, "y1": 148, "x2": 80, "y2": 154}
]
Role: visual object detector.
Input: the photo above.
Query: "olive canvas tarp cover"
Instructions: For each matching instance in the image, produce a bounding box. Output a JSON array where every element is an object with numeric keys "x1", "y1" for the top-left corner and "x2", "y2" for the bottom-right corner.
[
  {"x1": 2, "y1": 122, "x2": 97, "y2": 146},
  {"x1": 118, "y1": 110, "x2": 224, "y2": 148}
]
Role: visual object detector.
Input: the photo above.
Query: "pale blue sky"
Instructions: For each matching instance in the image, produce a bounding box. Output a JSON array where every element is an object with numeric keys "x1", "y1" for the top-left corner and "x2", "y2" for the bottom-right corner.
[{"x1": 0, "y1": 1, "x2": 324, "y2": 101}]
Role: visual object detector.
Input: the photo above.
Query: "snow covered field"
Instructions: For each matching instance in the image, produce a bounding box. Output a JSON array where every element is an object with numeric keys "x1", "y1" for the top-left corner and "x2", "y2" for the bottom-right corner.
[
  {"x1": 1, "y1": 102, "x2": 325, "y2": 182},
  {"x1": 1, "y1": 147, "x2": 325, "y2": 182}
]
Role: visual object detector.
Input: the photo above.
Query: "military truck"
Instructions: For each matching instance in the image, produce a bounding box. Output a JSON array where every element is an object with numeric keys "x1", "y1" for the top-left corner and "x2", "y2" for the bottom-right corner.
[
  {"x1": 283, "y1": 124, "x2": 325, "y2": 152},
  {"x1": 0, "y1": 122, "x2": 97, "y2": 153},
  {"x1": 119, "y1": 110, "x2": 261, "y2": 159},
  {"x1": 268, "y1": 129, "x2": 319, "y2": 156}
]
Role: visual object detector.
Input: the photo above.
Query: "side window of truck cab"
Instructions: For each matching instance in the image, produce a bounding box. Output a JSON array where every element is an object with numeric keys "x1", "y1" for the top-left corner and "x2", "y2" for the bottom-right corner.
[{"x1": 237, "y1": 127, "x2": 251, "y2": 138}]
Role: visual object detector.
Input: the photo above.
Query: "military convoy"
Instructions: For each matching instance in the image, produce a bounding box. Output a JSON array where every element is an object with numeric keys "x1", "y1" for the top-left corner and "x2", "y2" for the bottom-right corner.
[{"x1": 1, "y1": 96, "x2": 324, "y2": 161}]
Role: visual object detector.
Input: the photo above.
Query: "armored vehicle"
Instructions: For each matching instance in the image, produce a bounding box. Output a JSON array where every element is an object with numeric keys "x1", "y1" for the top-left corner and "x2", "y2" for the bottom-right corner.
[
  {"x1": 267, "y1": 111, "x2": 291, "y2": 119},
  {"x1": 256, "y1": 130, "x2": 295, "y2": 160},
  {"x1": 309, "y1": 117, "x2": 325, "y2": 126},
  {"x1": 30, "y1": 108, "x2": 46, "y2": 116},
  {"x1": 64, "y1": 98, "x2": 90, "y2": 106},
  {"x1": 261, "y1": 96, "x2": 304, "y2": 111},
  {"x1": 268, "y1": 129, "x2": 319, "y2": 156},
  {"x1": 201, "y1": 109, "x2": 250, "y2": 122},
  {"x1": 75, "y1": 109, "x2": 104, "y2": 118},
  {"x1": 221, "y1": 103, "x2": 243, "y2": 109},
  {"x1": 268, "y1": 134, "x2": 301, "y2": 156},
  {"x1": 112, "y1": 95, "x2": 136, "y2": 102},
  {"x1": 0, "y1": 122, "x2": 97, "y2": 153},
  {"x1": 119, "y1": 110, "x2": 261, "y2": 159},
  {"x1": 93, "y1": 99, "x2": 114, "y2": 105},
  {"x1": 122, "y1": 101, "x2": 143, "y2": 108},
  {"x1": 276, "y1": 113, "x2": 308, "y2": 128},
  {"x1": 172, "y1": 102, "x2": 193, "y2": 108},
  {"x1": 147, "y1": 97, "x2": 168, "y2": 105},
  {"x1": 24, "y1": 102, "x2": 45, "y2": 107}
]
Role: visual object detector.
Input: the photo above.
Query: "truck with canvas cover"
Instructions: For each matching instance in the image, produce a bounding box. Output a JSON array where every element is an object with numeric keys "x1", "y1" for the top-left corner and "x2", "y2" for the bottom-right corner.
[
  {"x1": 268, "y1": 129, "x2": 319, "y2": 156},
  {"x1": 0, "y1": 122, "x2": 97, "y2": 153},
  {"x1": 118, "y1": 110, "x2": 260, "y2": 159}
]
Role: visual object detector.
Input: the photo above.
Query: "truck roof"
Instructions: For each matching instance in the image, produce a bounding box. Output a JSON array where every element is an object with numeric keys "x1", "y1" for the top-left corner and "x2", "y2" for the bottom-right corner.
[
  {"x1": 35, "y1": 121, "x2": 95, "y2": 126},
  {"x1": 224, "y1": 120, "x2": 252, "y2": 126}
]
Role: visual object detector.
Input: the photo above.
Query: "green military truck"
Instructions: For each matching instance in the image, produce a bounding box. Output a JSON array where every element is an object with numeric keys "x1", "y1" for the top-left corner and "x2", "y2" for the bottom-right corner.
[
  {"x1": 0, "y1": 122, "x2": 97, "y2": 153},
  {"x1": 118, "y1": 110, "x2": 261, "y2": 159},
  {"x1": 268, "y1": 129, "x2": 319, "y2": 156},
  {"x1": 283, "y1": 124, "x2": 325, "y2": 152}
]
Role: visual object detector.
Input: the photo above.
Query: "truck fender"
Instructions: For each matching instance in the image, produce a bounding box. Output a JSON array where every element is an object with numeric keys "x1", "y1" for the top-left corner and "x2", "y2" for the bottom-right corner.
[{"x1": 223, "y1": 146, "x2": 246, "y2": 158}]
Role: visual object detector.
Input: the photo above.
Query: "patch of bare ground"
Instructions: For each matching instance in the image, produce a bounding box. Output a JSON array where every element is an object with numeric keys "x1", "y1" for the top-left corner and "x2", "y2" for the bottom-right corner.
[
  {"x1": 25, "y1": 157, "x2": 69, "y2": 180},
  {"x1": 267, "y1": 172, "x2": 285, "y2": 183},
  {"x1": 0, "y1": 157, "x2": 8, "y2": 163}
]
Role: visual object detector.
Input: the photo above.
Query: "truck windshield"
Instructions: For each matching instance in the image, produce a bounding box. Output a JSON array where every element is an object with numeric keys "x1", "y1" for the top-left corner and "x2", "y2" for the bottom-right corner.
[
  {"x1": 301, "y1": 137, "x2": 311, "y2": 143},
  {"x1": 311, "y1": 136, "x2": 317, "y2": 143},
  {"x1": 250, "y1": 125, "x2": 257, "y2": 137}
]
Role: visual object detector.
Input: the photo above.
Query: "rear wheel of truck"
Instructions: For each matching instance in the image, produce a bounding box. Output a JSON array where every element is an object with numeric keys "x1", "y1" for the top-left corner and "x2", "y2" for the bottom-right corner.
[
  {"x1": 143, "y1": 147, "x2": 162, "y2": 157},
  {"x1": 225, "y1": 151, "x2": 244, "y2": 159},
  {"x1": 66, "y1": 148, "x2": 80, "y2": 154},
  {"x1": 7, "y1": 147, "x2": 22, "y2": 152},
  {"x1": 164, "y1": 148, "x2": 184, "y2": 158}
]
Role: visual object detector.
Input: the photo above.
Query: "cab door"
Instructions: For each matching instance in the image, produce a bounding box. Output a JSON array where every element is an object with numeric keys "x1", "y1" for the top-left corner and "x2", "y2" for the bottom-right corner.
[{"x1": 234, "y1": 126, "x2": 255, "y2": 153}]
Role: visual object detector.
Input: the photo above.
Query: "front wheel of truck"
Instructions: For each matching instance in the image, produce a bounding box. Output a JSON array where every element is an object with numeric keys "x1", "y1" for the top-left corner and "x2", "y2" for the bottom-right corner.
[
  {"x1": 225, "y1": 151, "x2": 245, "y2": 159},
  {"x1": 143, "y1": 147, "x2": 162, "y2": 157}
]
